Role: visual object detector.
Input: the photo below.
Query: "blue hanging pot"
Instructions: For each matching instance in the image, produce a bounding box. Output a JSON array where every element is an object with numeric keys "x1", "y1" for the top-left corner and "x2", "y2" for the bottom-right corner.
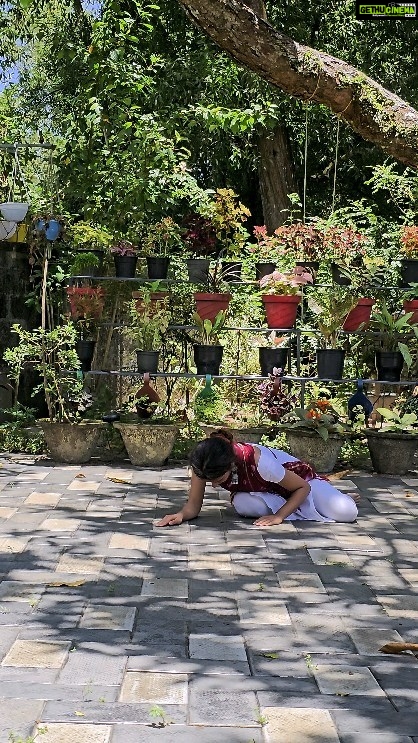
[
  {"x1": 45, "y1": 219, "x2": 61, "y2": 241},
  {"x1": 35, "y1": 219, "x2": 46, "y2": 233}
]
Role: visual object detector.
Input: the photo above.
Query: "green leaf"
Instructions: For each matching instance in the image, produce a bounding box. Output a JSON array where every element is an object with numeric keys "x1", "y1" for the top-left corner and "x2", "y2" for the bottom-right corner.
[{"x1": 398, "y1": 342, "x2": 412, "y2": 369}]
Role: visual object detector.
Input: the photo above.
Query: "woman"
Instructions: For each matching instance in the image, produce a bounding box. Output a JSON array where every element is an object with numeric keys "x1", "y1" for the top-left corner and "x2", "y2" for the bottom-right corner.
[{"x1": 156, "y1": 430, "x2": 359, "y2": 528}]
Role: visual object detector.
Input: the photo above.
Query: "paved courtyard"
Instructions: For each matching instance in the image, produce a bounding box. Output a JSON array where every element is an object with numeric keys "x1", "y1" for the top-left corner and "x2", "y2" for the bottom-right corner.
[{"x1": 0, "y1": 455, "x2": 418, "y2": 743}]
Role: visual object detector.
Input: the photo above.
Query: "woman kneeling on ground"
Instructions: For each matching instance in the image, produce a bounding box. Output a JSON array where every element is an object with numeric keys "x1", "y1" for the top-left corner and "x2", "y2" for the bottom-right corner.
[{"x1": 156, "y1": 429, "x2": 359, "y2": 528}]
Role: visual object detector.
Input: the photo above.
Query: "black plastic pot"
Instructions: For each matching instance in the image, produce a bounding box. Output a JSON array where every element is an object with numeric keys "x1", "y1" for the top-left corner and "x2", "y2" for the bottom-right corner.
[
  {"x1": 375, "y1": 351, "x2": 404, "y2": 382},
  {"x1": 146, "y1": 256, "x2": 170, "y2": 280},
  {"x1": 400, "y1": 259, "x2": 418, "y2": 287},
  {"x1": 187, "y1": 258, "x2": 211, "y2": 283},
  {"x1": 255, "y1": 262, "x2": 276, "y2": 280},
  {"x1": 316, "y1": 349, "x2": 346, "y2": 380},
  {"x1": 221, "y1": 261, "x2": 242, "y2": 281},
  {"x1": 113, "y1": 255, "x2": 138, "y2": 278},
  {"x1": 76, "y1": 339, "x2": 96, "y2": 372},
  {"x1": 258, "y1": 347, "x2": 289, "y2": 376},
  {"x1": 75, "y1": 249, "x2": 104, "y2": 277},
  {"x1": 193, "y1": 345, "x2": 223, "y2": 375},
  {"x1": 331, "y1": 263, "x2": 351, "y2": 286},
  {"x1": 136, "y1": 350, "x2": 160, "y2": 373}
]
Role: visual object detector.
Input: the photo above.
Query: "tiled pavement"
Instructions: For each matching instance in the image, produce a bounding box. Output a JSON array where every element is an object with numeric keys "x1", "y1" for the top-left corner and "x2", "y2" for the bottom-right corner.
[{"x1": 0, "y1": 456, "x2": 418, "y2": 742}]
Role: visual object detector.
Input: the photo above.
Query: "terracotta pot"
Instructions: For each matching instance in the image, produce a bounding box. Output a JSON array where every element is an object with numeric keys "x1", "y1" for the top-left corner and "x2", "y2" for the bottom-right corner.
[
  {"x1": 343, "y1": 298, "x2": 375, "y2": 331},
  {"x1": 262, "y1": 294, "x2": 301, "y2": 329},
  {"x1": 403, "y1": 299, "x2": 418, "y2": 325},
  {"x1": 194, "y1": 292, "x2": 232, "y2": 322},
  {"x1": 132, "y1": 291, "x2": 169, "y2": 314}
]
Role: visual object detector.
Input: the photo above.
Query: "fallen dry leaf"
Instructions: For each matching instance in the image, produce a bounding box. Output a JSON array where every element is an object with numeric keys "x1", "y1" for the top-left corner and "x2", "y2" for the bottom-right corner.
[
  {"x1": 74, "y1": 711, "x2": 85, "y2": 717},
  {"x1": 75, "y1": 473, "x2": 86, "y2": 479},
  {"x1": 328, "y1": 470, "x2": 351, "y2": 481},
  {"x1": 106, "y1": 477, "x2": 131, "y2": 484},
  {"x1": 260, "y1": 652, "x2": 279, "y2": 659},
  {"x1": 405, "y1": 491, "x2": 415, "y2": 498},
  {"x1": 379, "y1": 642, "x2": 418, "y2": 654},
  {"x1": 47, "y1": 580, "x2": 85, "y2": 588}
]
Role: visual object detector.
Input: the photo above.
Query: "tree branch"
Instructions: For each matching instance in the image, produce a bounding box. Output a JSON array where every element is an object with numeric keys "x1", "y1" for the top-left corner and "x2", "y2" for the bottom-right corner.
[{"x1": 177, "y1": 0, "x2": 418, "y2": 169}]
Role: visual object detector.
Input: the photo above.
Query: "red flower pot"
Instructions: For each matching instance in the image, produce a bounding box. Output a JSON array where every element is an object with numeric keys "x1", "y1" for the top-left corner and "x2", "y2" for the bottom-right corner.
[
  {"x1": 194, "y1": 292, "x2": 232, "y2": 323},
  {"x1": 343, "y1": 298, "x2": 375, "y2": 331},
  {"x1": 403, "y1": 299, "x2": 418, "y2": 325},
  {"x1": 262, "y1": 294, "x2": 301, "y2": 329}
]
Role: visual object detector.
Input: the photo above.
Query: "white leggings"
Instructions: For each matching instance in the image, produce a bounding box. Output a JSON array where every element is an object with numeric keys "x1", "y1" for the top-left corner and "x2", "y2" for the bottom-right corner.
[{"x1": 233, "y1": 481, "x2": 358, "y2": 523}]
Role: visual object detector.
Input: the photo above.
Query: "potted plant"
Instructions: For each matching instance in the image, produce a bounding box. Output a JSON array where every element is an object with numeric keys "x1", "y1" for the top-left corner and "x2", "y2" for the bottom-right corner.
[
  {"x1": 402, "y1": 283, "x2": 418, "y2": 324},
  {"x1": 69, "y1": 221, "x2": 114, "y2": 276},
  {"x1": 111, "y1": 240, "x2": 138, "y2": 278},
  {"x1": 66, "y1": 285, "x2": 105, "y2": 372},
  {"x1": 113, "y1": 398, "x2": 181, "y2": 466},
  {"x1": 3, "y1": 322, "x2": 105, "y2": 463},
  {"x1": 249, "y1": 225, "x2": 278, "y2": 280},
  {"x1": 274, "y1": 222, "x2": 325, "y2": 278},
  {"x1": 181, "y1": 213, "x2": 218, "y2": 283},
  {"x1": 259, "y1": 267, "x2": 313, "y2": 329},
  {"x1": 257, "y1": 331, "x2": 289, "y2": 376},
  {"x1": 368, "y1": 301, "x2": 418, "y2": 381},
  {"x1": 211, "y1": 188, "x2": 251, "y2": 281},
  {"x1": 142, "y1": 217, "x2": 183, "y2": 279},
  {"x1": 124, "y1": 289, "x2": 170, "y2": 373},
  {"x1": 191, "y1": 310, "x2": 228, "y2": 375},
  {"x1": 399, "y1": 225, "x2": 418, "y2": 286},
  {"x1": 324, "y1": 227, "x2": 366, "y2": 285},
  {"x1": 365, "y1": 408, "x2": 418, "y2": 475},
  {"x1": 279, "y1": 394, "x2": 351, "y2": 472},
  {"x1": 307, "y1": 288, "x2": 357, "y2": 379},
  {"x1": 258, "y1": 367, "x2": 298, "y2": 422},
  {"x1": 193, "y1": 263, "x2": 232, "y2": 322}
]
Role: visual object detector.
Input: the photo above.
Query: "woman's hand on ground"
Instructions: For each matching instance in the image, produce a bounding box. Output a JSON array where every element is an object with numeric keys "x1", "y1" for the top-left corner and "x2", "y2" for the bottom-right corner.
[
  {"x1": 155, "y1": 512, "x2": 184, "y2": 527},
  {"x1": 253, "y1": 514, "x2": 284, "y2": 527}
]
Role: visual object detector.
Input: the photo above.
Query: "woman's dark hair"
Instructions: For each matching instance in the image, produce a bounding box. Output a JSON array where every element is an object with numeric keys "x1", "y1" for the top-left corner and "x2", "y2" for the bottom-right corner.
[{"x1": 189, "y1": 430, "x2": 235, "y2": 480}]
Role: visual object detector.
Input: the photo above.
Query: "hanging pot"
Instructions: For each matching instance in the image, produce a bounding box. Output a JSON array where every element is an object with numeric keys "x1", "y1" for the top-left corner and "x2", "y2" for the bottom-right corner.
[
  {"x1": 76, "y1": 339, "x2": 96, "y2": 373},
  {"x1": 400, "y1": 259, "x2": 418, "y2": 287},
  {"x1": 113, "y1": 254, "x2": 138, "y2": 278},
  {"x1": 343, "y1": 298, "x2": 375, "y2": 331},
  {"x1": 262, "y1": 295, "x2": 301, "y2": 329},
  {"x1": 258, "y1": 347, "x2": 289, "y2": 376},
  {"x1": 146, "y1": 256, "x2": 170, "y2": 280},
  {"x1": 187, "y1": 258, "x2": 211, "y2": 283},
  {"x1": 221, "y1": 260, "x2": 242, "y2": 281},
  {"x1": 316, "y1": 349, "x2": 346, "y2": 380},
  {"x1": 331, "y1": 263, "x2": 351, "y2": 286},
  {"x1": 193, "y1": 345, "x2": 223, "y2": 375},
  {"x1": 375, "y1": 351, "x2": 404, "y2": 382},
  {"x1": 255, "y1": 262, "x2": 276, "y2": 280},
  {"x1": 136, "y1": 350, "x2": 160, "y2": 373},
  {"x1": 0, "y1": 221, "x2": 17, "y2": 241},
  {"x1": 403, "y1": 299, "x2": 418, "y2": 325},
  {"x1": 0, "y1": 202, "x2": 29, "y2": 222},
  {"x1": 45, "y1": 219, "x2": 61, "y2": 241},
  {"x1": 194, "y1": 292, "x2": 231, "y2": 323}
]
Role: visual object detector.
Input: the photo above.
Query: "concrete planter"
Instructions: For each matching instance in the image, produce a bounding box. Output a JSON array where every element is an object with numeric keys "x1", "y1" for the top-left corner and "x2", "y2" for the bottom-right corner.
[
  {"x1": 114, "y1": 423, "x2": 179, "y2": 466},
  {"x1": 366, "y1": 431, "x2": 417, "y2": 475},
  {"x1": 198, "y1": 422, "x2": 270, "y2": 444},
  {"x1": 39, "y1": 421, "x2": 106, "y2": 463},
  {"x1": 284, "y1": 429, "x2": 343, "y2": 473}
]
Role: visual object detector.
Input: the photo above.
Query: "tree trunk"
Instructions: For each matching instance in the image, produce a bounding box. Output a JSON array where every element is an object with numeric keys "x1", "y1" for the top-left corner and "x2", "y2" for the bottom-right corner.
[
  {"x1": 177, "y1": 0, "x2": 418, "y2": 169},
  {"x1": 258, "y1": 127, "x2": 299, "y2": 231}
]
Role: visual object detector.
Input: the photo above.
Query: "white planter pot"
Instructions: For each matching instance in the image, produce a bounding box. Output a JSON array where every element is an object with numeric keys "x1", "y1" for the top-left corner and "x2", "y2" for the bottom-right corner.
[{"x1": 0, "y1": 202, "x2": 29, "y2": 221}]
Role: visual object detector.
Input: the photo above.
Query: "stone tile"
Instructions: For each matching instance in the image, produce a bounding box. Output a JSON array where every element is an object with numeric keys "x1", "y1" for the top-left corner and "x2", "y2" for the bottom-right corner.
[
  {"x1": 42, "y1": 700, "x2": 187, "y2": 724},
  {"x1": 2, "y1": 639, "x2": 70, "y2": 668},
  {"x1": 0, "y1": 507, "x2": 17, "y2": 519},
  {"x1": 109, "y1": 533, "x2": 150, "y2": 551},
  {"x1": 79, "y1": 604, "x2": 136, "y2": 630},
  {"x1": 307, "y1": 549, "x2": 354, "y2": 566},
  {"x1": 377, "y1": 594, "x2": 418, "y2": 618},
  {"x1": 111, "y1": 725, "x2": 263, "y2": 742},
  {"x1": 189, "y1": 634, "x2": 247, "y2": 662},
  {"x1": 263, "y1": 707, "x2": 339, "y2": 742},
  {"x1": 348, "y1": 627, "x2": 404, "y2": 655},
  {"x1": 399, "y1": 569, "x2": 418, "y2": 586},
  {"x1": 313, "y1": 664, "x2": 385, "y2": 696},
  {"x1": 141, "y1": 578, "x2": 188, "y2": 598},
  {"x1": 58, "y1": 646, "x2": 126, "y2": 685},
  {"x1": 0, "y1": 580, "x2": 44, "y2": 602},
  {"x1": 0, "y1": 699, "x2": 45, "y2": 740},
  {"x1": 39, "y1": 518, "x2": 81, "y2": 531},
  {"x1": 0, "y1": 536, "x2": 28, "y2": 553},
  {"x1": 127, "y1": 654, "x2": 251, "y2": 676},
  {"x1": 34, "y1": 724, "x2": 112, "y2": 743},
  {"x1": 67, "y1": 480, "x2": 100, "y2": 491},
  {"x1": 277, "y1": 572, "x2": 326, "y2": 592},
  {"x1": 238, "y1": 599, "x2": 291, "y2": 625},
  {"x1": 339, "y1": 736, "x2": 413, "y2": 743},
  {"x1": 15, "y1": 472, "x2": 49, "y2": 481},
  {"x1": 119, "y1": 671, "x2": 188, "y2": 703},
  {"x1": 25, "y1": 492, "x2": 61, "y2": 505},
  {"x1": 189, "y1": 686, "x2": 258, "y2": 725},
  {"x1": 56, "y1": 555, "x2": 104, "y2": 574}
]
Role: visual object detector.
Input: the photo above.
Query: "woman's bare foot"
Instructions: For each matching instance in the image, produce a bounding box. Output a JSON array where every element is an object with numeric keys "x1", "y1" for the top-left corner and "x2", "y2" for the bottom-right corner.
[{"x1": 347, "y1": 492, "x2": 361, "y2": 503}]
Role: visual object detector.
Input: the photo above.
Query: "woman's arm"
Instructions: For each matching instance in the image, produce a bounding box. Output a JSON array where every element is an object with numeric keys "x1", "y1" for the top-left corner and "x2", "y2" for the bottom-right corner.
[
  {"x1": 155, "y1": 471, "x2": 206, "y2": 527},
  {"x1": 252, "y1": 446, "x2": 310, "y2": 526}
]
